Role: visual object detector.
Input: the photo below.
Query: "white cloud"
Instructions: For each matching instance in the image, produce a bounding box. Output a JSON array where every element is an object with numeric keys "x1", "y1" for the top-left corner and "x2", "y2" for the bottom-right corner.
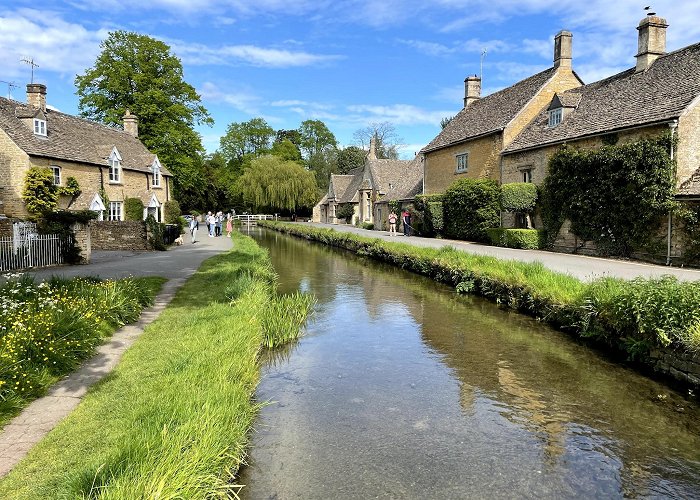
[
  {"x1": 345, "y1": 104, "x2": 453, "y2": 126},
  {"x1": 198, "y1": 81, "x2": 262, "y2": 114}
]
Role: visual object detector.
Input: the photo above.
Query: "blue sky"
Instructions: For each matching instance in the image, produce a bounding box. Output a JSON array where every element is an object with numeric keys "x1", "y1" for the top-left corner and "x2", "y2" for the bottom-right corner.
[{"x1": 1, "y1": 0, "x2": 698, "y2": 159}]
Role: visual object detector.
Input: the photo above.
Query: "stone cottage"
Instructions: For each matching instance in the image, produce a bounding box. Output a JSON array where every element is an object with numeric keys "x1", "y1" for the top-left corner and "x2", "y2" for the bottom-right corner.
[
  {"x1": 501, "y1": 15, "x2": 700, "y2": 261},
  {"x1": 421, "y1": 30, "x2": 583, "y2": 194},
  {"x1": 313, "y1": 138, "x2": 423, "y2": 228},
  {"x1": 0, "y1": 84, "x2": 173, "y2": 221}
]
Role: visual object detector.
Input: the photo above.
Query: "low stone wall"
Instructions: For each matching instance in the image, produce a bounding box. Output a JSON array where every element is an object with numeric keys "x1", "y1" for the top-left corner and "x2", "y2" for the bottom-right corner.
[
  {"x1": 650, "y1": 348, "x2": 700, "y2": 388},
  {"x1": 89, "y1": 221, "x2": 148, "y2": 251},
  {"x1": 71, "y1": 222, "x2": 91, "y2": 264}
]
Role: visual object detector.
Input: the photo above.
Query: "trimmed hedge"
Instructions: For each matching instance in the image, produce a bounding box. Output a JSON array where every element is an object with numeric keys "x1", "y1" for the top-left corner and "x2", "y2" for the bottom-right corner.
[
  {"x1": 443, "y1": 179, "x2": 500, "y2": 242},
  {"x1": 414, "y1": 194, "x2": 444, "y2": 237},
  {"x1": 486, "y1": 228, "x2": 546, "y2": 249},
  {"x1": 124, "y1": 197, "x2": 145, "y2": 221},
  {"x1": 501, "y1": 183, "x2": 537, "y2": 212}
]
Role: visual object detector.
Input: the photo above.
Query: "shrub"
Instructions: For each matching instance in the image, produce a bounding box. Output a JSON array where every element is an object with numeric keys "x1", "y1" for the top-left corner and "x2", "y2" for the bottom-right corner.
[
  {"x1": 501, "y1": 183, "x2": 537, "y2": 212},
  {"x1": 414, "y1": 195, "x2": 444, "y2": 237},
  {"x1": 124, "y1": 197, "x2": 145, "y2": 221},
  {"x1": 22, "y1": 167, "x2": 58, "y2": 215},
  {"x1": 486, "y1": 228, "x2": 546, "y2": 249},
  {"x1": 443, "y1": 179, "x2": 501, "y2": 242},
  {"x1": 163, "y1": 200, "x2": 182, "y2": 224},
  {"x1": 335, "y1": 204, "x2": 354, "y2": 221},
  {"x1": 145, "y1": 214, "x2": 166, "y2": 250},
  {"x1": 57, "y1": 176, "x2": 81, "y2": 198},
  {"x1": 360, "y1": 222, "x2": 374, "y2": 230}
]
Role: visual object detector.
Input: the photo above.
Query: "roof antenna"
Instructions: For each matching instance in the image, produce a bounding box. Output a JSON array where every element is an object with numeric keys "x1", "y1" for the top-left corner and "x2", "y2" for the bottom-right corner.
[
  {"x1": 643, "y1": 5, "x2": 656, "y2": 16},
  {"x1": 0, "y1": 80, "x2": 18, "y2": 99},
  {"x1": 480, "y1": 48, "x2": 487, "y2": 85},
  {"x1": 20, "y1": 57, "x2": 40, "y2": 84}
]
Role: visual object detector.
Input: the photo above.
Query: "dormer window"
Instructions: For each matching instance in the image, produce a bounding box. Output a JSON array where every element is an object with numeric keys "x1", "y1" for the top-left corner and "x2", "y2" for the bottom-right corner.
[
  {"x1": 108, "y1": 147, "x2": 122, "y2": 183},
  {"x1": 33, "y1": 118, "x2": 46, "y2": 136},
  {"x1": 548, "y1": 108, "x2": 563, "y2": 128},
  {"x1": 151, "y1": 158, "x2": 161, "y2": 188}
]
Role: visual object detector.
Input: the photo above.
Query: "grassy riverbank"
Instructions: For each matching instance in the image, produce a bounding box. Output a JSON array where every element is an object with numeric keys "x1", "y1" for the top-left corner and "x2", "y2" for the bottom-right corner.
[
  {"x1": 0, "y1": 275, "x2": 164, "y2": 427},
  {"x1": 260, "y1": 221, "x2": 700, "y2": 360},
  {"x1": 0, "y1": 233, "x2": 313, "y2": 498}
]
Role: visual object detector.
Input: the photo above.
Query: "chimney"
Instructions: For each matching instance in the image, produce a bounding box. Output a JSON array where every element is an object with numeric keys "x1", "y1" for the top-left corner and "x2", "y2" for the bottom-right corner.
[
  {"x1": 122, "y1": 109, "x2": 139, "y2": 138},
  {"x1": 636, "y1": 15, "x2": 668, "y2": 72},
  {"x1": 26, "y1": 83, "x2": 46, "y2": 112},
  {"x1": 368, "y1": 136, "x2": 377, "y2": 160},
  {"x1": 553, "y1": 30, "x2": 573, "y2": 69},
  {"x1": 463, "y1": 76, "x2": 481, "y2": 108}
]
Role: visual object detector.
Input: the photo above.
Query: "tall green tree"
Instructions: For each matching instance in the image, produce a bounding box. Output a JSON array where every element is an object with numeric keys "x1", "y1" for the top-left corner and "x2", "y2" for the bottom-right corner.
[
  {"x1": 298, "y1": 120, "x2": 337, "y2": 160},
  {"x1": 236, "y1": 155, "x2": 319, "y2": 212},
  {"x1": 337, "y1": 146, "x2": 366, "y2": 174},
  {"x1": 271, "y1": 139, "x2": 303, "y2": 163},
  {"x1": 353, "y1": 121, "x2": 402, "y2": 159},
  {"x1": 74, "y1": 31, "x2": 213, "y2": 210},
  {"x1": 220, "y1": 118, "x2": 275, "y2": 165}
]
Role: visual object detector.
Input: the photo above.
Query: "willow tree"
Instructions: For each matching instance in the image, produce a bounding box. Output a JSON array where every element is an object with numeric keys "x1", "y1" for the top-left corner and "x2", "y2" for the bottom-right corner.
[{"x1": 236, "y1": 156, "x2": 318, "y2": 212}]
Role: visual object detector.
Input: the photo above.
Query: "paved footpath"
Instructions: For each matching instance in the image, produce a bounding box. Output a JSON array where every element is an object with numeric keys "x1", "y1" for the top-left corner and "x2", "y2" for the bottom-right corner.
[
  {"x1": 300, "y1": 222, "x2": 700, "y2": 282},
  {"x1": 0, "y1": 234, "x2": 232, "y2": 477}
]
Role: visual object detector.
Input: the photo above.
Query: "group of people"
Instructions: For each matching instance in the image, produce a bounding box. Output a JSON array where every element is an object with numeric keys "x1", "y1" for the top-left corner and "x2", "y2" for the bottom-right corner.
[
  {"x1": 188, "y1": 211, "x2": 233, "y2": 244},
  {"x1": 387, "y1": 209, "x2": 412, "y2": 237}
]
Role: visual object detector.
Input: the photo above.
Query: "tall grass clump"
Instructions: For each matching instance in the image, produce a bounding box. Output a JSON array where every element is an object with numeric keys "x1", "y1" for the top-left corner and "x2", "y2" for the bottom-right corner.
[
  {"x1": 262, "y1": 291, "x2": 316, "y2": 348},
  {"x1": 260, "y1": 221, "x2": 700, "y2": 362},
  {"x1": 0, "y1": 233, "x2": 314, "y2": 499},
  {"x1": 0, "y1": 274, "x2": 163, "y2": 425}
]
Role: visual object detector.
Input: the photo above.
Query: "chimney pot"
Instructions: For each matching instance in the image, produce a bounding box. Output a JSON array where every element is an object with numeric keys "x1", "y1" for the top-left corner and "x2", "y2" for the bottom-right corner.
[
  {"x1": 553, "y1": 30, "x2": 573, "y2": 69},
  {"x1": 464, "y1": 76, "x2": 481, "y2": 108},
  {"x1": 26, "y1": 83, "x2": 47, "y2": 112},
  {"x1": 636, "y1": 15, "x2": 668, "y2": 72},
  {"x1": 122, "y1": 109, "x2": 139, "y2": 138}
]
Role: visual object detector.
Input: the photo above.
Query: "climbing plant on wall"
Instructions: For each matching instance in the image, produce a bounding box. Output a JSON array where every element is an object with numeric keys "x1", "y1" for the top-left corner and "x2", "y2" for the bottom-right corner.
[
  {"x1": 23, "y1": 167, "x2": 58, "y2": 215},
  {"x1": 540, "y1": 135, "x2": 677, "y2": 256}
]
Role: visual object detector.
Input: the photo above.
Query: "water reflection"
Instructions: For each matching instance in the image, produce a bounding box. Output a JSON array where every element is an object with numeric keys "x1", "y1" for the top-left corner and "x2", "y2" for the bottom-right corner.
[{"x1": 239, "y1": 228, "x2": 700, "y2": 499}]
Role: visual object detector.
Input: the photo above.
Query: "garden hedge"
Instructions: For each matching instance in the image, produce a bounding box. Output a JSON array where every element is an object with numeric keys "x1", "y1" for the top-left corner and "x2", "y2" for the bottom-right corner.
[{"x1": 486, "y1": 228, "x2": 547, "y2": 249}]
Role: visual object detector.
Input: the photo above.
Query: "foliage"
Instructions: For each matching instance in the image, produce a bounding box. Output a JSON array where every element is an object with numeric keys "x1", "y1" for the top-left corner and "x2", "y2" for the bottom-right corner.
[
  {"x1": 360, "y1": 222, "x2": 374, "y2": 230},
  {"x1": 261, "y1": 291, "x2": 315, "y2": 348},
  {"x1": 124, "y1": 197, "x2": 145, "y2": 221},
  {"x1": 308, "y1": 149, "x2": 338, "y2": 193},
  {"x1": 413, "y1": 195, "x2": 444, "y2": 237},
  {"x1": 236, "y1": 155, "x2": 318, "y2": 212},
  {"x1": 335, "y1": 203, "x2": 355, "y2": 221},
  {"x1": 440, "y1": 116, "x2": 454, "y2": 129},
  {"x1": 501, "y1": 183, "x2": 538, "y2": 213},
  {"x1": 261, "y1": 221, "x2": 700, "y2": 361},
  {"x1": 38, "y1": 210, "x2": 99, "y2": 264},
  {"x1": 0, "y1": 234, "x2": 312, "y2": 498},
  {"x1": 57, "y1": 177, "x2": 81, "y2": 198},
  {"x1": 22, "y1": 167, "x2": 58, "y2": 215},
  {"x1": 486, "y1": 228, "x2": 546, "y2": 249},
  {"x1": 219, "y1": 117, "x2": 275, "y2": 164},
  {"x1": 0, "y1": 275, "x2": 161, "y2": 425},
  {"x1": 678, "y1": 202, "x2": 700, "y2": 263},
  {"x1": 353, "y1": 122, "x2": 402, "y2": 159},
  {"x1": 271, "y1": 138, "x2": 302, "y2": 163},
  {"x1": 337, "y1": 146, "x2": 366, "y2": 174},
  {"x1": 145, "y1": 214, "x2": 166, "y2": 250},
  {"x1": 75, "y1": 30, "x2": 212, "y2": 210},
  {"x1": 163, "y1": 200, "x2": 182, "y2": 224},
  {"x1": 442, "y1": 178, "x2": 501, "y2": 242},
  {"x1": 298, "y1": 119, "x2": 337, "y2": 160},
  {"x1": 540, "y1": 136, "x2": 676, "y2": 256}
]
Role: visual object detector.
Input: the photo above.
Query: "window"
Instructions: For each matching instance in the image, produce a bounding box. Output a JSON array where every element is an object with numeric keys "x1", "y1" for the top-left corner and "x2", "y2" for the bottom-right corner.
[
  {"x1": 548, "y1": 108, "x2": 563, "y2": 127},
  {"x1": 108, "y1": 147, "x2": 122, "y2": 183},
  {"x1": 456, "y1": 153, "x2": 468, "y2": 173},
  {"x1": 152, "y1": 166, "x2": 161, "y2": 187},
  {"x1": 33, "y1": 119, "x2": 46, "y2": 136},
  {"x1": 108, "y1": 201, "x2": 123, "y2": 221},
  {"x1": 50, "y1": 166, "x2": 61, "y2": 185},
  {"x1": 522, "y1": 169, "x2": 533, "y2": 183}
]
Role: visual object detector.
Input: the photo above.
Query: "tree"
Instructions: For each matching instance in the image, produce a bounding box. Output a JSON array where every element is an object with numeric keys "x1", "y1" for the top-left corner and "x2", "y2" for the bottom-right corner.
[
  {"x1": 308, "y1": 149, "x2": 338, "y2": 193},
  {"x1": 271, "y1": 139, "x2": 302, "y2": 163},
  {"x1": 440, "y1": 116, "x2": 454, "y2": 129},
  {"x1": 236, "y1": 155, "x2": 319, "y2": 212},
  {"x1": 75, "y1": 31, "x2": 212, "y2": 208},
  {"x1": 337, "y1": 146, "x2": 366, "y2": 174},
  {"x1": 23, "y1": 167, "x2": 58, "y2": 215},
  {"x1": 353, "y1": 121, "x2": 403, "y2": 159},
  {"x1": 220, "y1": 118, "x2": 275, "y2": 165},
  {"x1": 276, "y1": 129, "x2": 302, "y2": 146},
  {"x1": 298, "y1": 120, "x2": 337, "y2": 160}
]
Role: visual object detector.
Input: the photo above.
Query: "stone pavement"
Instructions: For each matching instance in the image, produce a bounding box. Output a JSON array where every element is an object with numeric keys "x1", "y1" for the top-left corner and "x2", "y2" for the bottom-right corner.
[
  {"x1": 0, "y1": 234, "x2": 233, "y2": 477},
  {"x1": 300, "y1": 222, "x2": 700, "y2": 282}
]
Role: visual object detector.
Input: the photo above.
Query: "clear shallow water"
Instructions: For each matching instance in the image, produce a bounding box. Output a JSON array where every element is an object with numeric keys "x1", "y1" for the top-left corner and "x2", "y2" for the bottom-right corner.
[{"x1": 238, "y1": 228, "x2": 700, "y2": 499}]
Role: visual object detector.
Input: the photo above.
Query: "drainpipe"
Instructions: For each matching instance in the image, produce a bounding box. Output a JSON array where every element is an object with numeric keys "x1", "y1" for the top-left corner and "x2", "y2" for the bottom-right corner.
[{"x1": 666, "y1": 119, "x2": 678, "y2": 266}]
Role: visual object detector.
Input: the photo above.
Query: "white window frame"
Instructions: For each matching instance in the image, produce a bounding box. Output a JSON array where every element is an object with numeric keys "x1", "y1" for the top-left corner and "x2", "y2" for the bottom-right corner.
[
  {"x1": 522, "y1": 169, "x2": 533, "y2": 183},
  {"x1": 151, "y1": 158, "x2": 162, "y2": 188},
  {"x1": 50, "y1": 165, "x2": 61, "y2": 186},
  {"x1": 108, "y1": 147, "x2": 122, "y2": 184},
  {"x1": 33, "y1": 118, "x2": 47, "y2": 136},
  {"x1": 108, "y1": 201, "x2": 123, "y2": 221},
  {"x1": 548, "y1": 108, "x2": 563, "y2": 128},
  {"x1": 455, "y1": 153, "x2": 468, "y2": 173}
]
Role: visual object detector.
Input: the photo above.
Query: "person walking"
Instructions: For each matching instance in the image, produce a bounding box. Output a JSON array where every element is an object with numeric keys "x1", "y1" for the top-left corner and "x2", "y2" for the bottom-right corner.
[
  {"x1": 207, "y1": 212, "x2": 216, "y2": 237},
  {"x1": 402, "y1": 209, "x2": 411, "y2": 236},
  {"x1": 388, "y1": 210, "x2": 398, "y2": 236},
  {"x1": 226, "y1": 214, "x2": 233, "y2": 237},
  {"x1": 215, "y1": 211, "x2": 223, "y2": 237},
  {"x1": 189, "y1": 216, "x2": 198, "y2": 244}
]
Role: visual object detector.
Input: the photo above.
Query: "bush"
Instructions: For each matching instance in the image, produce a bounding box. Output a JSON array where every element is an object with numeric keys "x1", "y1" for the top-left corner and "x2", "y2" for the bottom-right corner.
[
  {"x1": 124, "y1": 197, "x2": 145, "y2": 221},
  {"x1": 443, "y1": 179, "x2": 500, "y2": 242},
  {"x1": 145, "y1": 214, "x2": 166, "y2": 250},
  {"x1": 22, "y1": 167, "x2": 58, "y2": 215},
  {"x1": 486, "y1": 228, "x2": 546, "y2": 249},
  {"x1": 163, "y1": 200, "x2": 182, "y2": 224},
  {"x1": 414, "y1": 195, "x2": 444, "y2": 237},
  {"x1": 360, "y1": 222, "x2": 374, "y2": 230},
  {"x1": 501, "y1": 183, "x2": 537, "y2": 212},
  {"x1": 335, "y1": 204, "x2": 355, "y2": 221}
]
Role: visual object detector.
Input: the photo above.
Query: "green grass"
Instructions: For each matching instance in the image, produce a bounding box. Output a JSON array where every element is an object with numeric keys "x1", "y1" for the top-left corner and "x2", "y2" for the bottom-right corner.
[
  {"x1": 0, "y1": 233, "x2": 313, "y2": 498},
  {"x1": 260, "y1": 221, "x2": 700, "y2": 360}
]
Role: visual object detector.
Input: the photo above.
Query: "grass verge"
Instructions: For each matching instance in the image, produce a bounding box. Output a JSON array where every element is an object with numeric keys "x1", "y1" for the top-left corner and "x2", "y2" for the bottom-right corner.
[
  {"x1": 0, "y1": 274, "x2": 165, "y2": 427},
  {"x1": 259, "y1": 221, "x2": 700, "y2": 361},
  {"x1": 0, "y1": 233, "x2": 313, "y2": 498}
]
